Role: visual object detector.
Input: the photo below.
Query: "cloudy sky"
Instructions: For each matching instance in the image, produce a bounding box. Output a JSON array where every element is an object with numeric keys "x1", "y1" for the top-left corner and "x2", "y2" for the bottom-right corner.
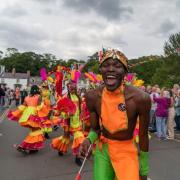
[{"x1": 0, "y1": 0, "x2": 179, "y2": 60}]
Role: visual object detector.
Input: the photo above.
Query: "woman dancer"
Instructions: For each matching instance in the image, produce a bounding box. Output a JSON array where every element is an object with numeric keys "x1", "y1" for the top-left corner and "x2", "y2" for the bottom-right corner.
[{"x1": 8, "y1": 85, "x2": 45, "y2": 154}]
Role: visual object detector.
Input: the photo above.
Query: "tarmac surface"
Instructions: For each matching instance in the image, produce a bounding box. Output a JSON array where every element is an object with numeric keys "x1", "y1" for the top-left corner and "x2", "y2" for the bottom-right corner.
[{"x1": 0, "y1": 108, "x2": 180, "y2": 180}]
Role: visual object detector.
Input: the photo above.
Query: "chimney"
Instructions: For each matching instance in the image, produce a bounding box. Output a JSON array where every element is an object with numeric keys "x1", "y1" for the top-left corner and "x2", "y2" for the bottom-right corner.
[
  {"x1": 27, "y1": 70, "x2": 30, "y2": 86},
  {"x1": 27, "y1": 70, "x2": 30, "y2": 77},
  {"x1": 12, "y1": 68, "x2": 16, "y2": 76}
]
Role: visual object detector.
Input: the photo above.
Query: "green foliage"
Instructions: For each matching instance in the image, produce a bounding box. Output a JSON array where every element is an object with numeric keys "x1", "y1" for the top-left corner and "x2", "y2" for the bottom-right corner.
[
  {"x1": 151, "y1": 56, "x2": 180, "y2": 88},
  {"x1": 1, "y1": 31, "x2": 179, "y2": 88},
  {"x1": 83, "y1": 58, "x2": 99, "y2": 73},
  {"x1": 164, "y1": 32, "x2": 180, "y2": 56},
  {"x1": 0, "y1": 48, "x2": 91, "y2": 76},
  {"x1": 129, "y1": 56, "x2": 163, "y2": 85}
]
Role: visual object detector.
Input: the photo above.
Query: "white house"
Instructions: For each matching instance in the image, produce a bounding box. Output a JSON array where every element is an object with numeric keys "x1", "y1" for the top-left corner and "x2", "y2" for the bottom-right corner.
[{"x1": 0, "y1": 66, "x2": 30, "y2": 89}]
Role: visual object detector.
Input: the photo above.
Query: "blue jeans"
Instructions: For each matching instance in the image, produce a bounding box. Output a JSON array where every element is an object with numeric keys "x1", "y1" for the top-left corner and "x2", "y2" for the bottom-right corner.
[
  {"x1": 149, "y1": 109, "x2": 156, "y2": 130},
  {"x1": 156, "y1": 116, "x2": 167, "y2": 138}
]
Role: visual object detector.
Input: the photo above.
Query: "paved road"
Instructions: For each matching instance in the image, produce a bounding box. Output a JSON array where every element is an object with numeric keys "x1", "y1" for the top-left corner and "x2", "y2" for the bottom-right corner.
[{"x1": 0, "y1": 113, "x2": 180, "y2": 180}]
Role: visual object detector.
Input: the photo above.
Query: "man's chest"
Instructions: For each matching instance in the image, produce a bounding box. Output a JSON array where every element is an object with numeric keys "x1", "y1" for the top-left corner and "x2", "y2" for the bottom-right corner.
[{"x1": 94, "y1": 96, "x2": 138, "y2": 121}]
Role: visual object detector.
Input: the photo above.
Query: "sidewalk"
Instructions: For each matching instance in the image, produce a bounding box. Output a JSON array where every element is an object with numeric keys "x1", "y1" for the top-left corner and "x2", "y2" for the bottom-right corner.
[
  {"x1": 149, "y1": 130, "x2": 180, "y2": 141},
  {"x1": 175, "y1": 130, "x2": 180, "y2": 140}
]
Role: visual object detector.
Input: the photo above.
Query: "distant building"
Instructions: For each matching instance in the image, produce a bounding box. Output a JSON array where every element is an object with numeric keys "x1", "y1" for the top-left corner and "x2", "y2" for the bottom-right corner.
[{"x1": 0, "y1": 66, "x2": 30, "y2": 89}]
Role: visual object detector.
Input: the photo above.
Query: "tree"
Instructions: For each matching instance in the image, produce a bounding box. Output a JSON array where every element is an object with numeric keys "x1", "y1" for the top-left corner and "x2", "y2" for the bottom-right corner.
[
  {"x1": 129, "y1": 56, "x2": 163, "y2": 85},
  {"x1": 164, "y1": 32, "x2": 180, "y2": 57},
  {"x1": 5, "y1": 48, "x2": 19, "y2": 57},
  {"x1": 151, "y1": 56, "x2": 180, "y2": 88}
]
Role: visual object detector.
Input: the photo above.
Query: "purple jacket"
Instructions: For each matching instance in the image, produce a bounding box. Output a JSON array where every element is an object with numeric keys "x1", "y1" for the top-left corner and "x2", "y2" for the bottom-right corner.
[{"x1": 153, "y1": 97, "x2": 170, "y2": 117}]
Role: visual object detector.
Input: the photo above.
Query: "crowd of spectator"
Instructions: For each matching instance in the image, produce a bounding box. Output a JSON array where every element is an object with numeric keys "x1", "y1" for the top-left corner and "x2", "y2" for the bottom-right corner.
[
  {"x1": 0, "y1": 85, "x2": 28, "y2": 110},
  {"x1": 143, "y1": 84, "x2": 180, "y2": 140},
  {"x1": 1, "y1": 83, "x2": 180, "y2": 141}
]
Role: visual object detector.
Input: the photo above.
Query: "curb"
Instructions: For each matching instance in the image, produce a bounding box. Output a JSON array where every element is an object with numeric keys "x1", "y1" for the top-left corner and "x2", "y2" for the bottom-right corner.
[{"x1": 175, "y1": 133, "x2": 180, "y2": 140}]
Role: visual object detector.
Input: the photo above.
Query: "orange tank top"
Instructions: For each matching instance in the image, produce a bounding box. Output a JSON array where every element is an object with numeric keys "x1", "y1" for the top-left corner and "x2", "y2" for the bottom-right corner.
[
  {"x1": 25, "y1": 95, "x2": 39, "y2": 106},
  {"x1": 101, "y1": 86, "x2": 128, "y2": 134}
]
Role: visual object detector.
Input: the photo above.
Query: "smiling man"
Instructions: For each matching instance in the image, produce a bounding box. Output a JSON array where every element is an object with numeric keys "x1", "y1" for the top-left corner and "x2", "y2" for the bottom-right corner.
[{"x1": 79, "y1": 49, "x2": 151, "y2": 180}]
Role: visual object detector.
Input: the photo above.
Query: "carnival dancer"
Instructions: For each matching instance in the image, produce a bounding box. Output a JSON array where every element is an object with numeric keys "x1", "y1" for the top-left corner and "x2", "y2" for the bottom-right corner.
[
  {"x1": 8, "y1": 85, "x2": 45, "y2": 154},
  {"x1": 80, "y1": 95, "x2": 90, "y2": 137},
  {"x1": 51, "y1": 82, "x2": 84, "y2": 166},
  {"x1": 79, "y1": 49, "x2": 151, "y2": 180},
  {"x1": 38, "y1": 83, "x2": 52, "y2": 139}
]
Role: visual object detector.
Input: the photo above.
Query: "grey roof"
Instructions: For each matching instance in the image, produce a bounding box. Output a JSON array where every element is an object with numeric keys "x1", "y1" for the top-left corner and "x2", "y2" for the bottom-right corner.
[{"x1": 0, "y1": 72, "x2": 29, "y2": 79}]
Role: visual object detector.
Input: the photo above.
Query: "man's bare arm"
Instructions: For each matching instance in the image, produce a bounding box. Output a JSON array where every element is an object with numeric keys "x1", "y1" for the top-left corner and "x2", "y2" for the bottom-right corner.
[
  {"x1": 138, "y1": 92, "x2": 151, "y2": 180},
  {"x1": 138, "y1": 93, "x2": 151, "y2": 151},
  {"x1": 78, "y1": 91, "x2": 100, "y2": 159},
  {"x1": 85, "y1": 92, "x2": 100, "y2": 133}
]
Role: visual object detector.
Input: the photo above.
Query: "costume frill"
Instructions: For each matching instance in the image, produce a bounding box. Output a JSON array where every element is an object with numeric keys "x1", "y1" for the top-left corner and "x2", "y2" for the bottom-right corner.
[
  {"x1": 7, "y1": 95, "x2": 45, "y2": 151},
  {"x1": 80, "y1": 99, "x2": 90, "y2": 137},
  {"x1": 51, "y1": 95, "x2": 84, "y2": 155},
  {"x1": 37, "y1": 91, "x2": 52, "y2": 134}
]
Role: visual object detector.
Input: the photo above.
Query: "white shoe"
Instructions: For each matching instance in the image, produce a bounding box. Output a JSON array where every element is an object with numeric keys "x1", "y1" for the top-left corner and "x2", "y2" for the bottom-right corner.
[{"x1": 167, "y1": 136, "x2": 174, "y2": 140}]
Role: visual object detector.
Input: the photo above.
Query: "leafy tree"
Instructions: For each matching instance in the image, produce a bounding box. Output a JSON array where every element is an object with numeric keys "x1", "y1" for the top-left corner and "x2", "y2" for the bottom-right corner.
[
  {"x1": 5, "y1": 48, "x2": 19, "y2": 57},
  {"x1": 151, "y1": 56, "x2": 180, "y2": 88},
  {"x1": 129, "y1": 56, "x2": 163, "y2": 85},
  {"x1": 164, "y1": 32, "x2": 180, "y2": 56},
  {"x1": 0, "y1": 50, "x2": 3, "y2": 59}
]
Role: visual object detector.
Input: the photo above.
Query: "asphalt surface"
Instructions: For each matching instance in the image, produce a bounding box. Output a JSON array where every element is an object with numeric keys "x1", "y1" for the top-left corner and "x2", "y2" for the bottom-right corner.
[{"x1": 0, "y1": 109, "x2": 180, "y2": 180}]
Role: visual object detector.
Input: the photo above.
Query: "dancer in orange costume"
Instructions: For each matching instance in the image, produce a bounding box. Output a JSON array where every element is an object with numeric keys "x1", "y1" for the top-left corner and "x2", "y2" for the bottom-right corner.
[
  {"x1": 38, "y1": 83, "x2": 52, "y2": 139},
  {"x1": 79, "y1": 49, "x2": 151, "y2": 180},
  {"x1": 8, "y1": 85, "x2": 45, "y2": 154},
  {"x1": 51, "y1": 82, "x2": 84, "y2": 166}
]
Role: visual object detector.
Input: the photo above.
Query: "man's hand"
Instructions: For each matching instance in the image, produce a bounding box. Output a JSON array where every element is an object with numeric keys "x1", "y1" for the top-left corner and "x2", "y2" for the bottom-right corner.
[
  {"x1": 78, "y1": 138, "x2": 91, "y2": 159},
  {"x1": 140, "y1": 175, "x2": 147, "y2": 180}
]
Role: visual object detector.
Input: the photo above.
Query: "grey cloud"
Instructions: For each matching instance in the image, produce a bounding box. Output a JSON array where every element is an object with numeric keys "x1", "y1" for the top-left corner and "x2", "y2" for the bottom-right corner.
[
  {"x1": 176, "y1": 0, "x2": 180, "y2": 8},
  {"x1": 0, "y1": 20, "x2": 50, "y2": 51},
  {"x1": 58, "y1": 27, "x2": 127, "y2": 51},
  {"x1": 159, "y1": 19, "x2": 176, "y2": 35},
  {"x1": 31, "y1": 0, "x2": 57, "y2": 3},
  {"x1": 0, "y1": 3, "x2": 28, "y2": 17},
  {"x1": 62, "y1": 0, "x2": 133, "y2": 20},
  {"x1": 109, "y1": 35, "x2": 127, "y2": 46}
]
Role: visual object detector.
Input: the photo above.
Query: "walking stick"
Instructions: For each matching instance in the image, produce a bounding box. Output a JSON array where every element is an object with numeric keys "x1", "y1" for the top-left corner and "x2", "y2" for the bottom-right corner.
[{"x1": 75, "y1": 144, "x2": 92, "y2": 180}]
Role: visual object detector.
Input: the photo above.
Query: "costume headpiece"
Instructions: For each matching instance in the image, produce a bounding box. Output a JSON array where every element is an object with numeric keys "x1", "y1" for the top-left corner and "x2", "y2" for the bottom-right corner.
[
  {"x1": 100, "y1": 49, "x2": 128, "y2": 71},
  {"x1": 67, "y1": 80, "x2": 77, "y2": 88},
  {"x1": 41, "y1": 81, "x2": 48, "y2": 87}
]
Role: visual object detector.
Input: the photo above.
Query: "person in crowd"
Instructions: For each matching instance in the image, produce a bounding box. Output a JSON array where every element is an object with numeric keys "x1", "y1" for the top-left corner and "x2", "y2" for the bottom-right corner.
[
  {"x1": 9, "y1": 90, "x2": 15, "y2": 106},
  {"x1": 0, "y1": 85, "x2": 5, "y2": 113},
  {"x1": 153, "y1": 90, "x2": 170, "y2": 140},
  {"x1": 0, "y1": 85, "x2": 5, "y2": 106},
  {"x1": 149, "y1": 86, "x2": 159, "y2": 131},
  {"x1": 20, "y1": 88, "x2": 28, "y2": 104},
  {"x1": 4, "y1": 88, "x2": 10, "y2": 107},
  {"x1": 15, "y1": 87, "x2": 20, "y2": 106},
  {"x1": 146, "y1": 85, "x2": 152, "y2": 94},
  {"x1": 174, "y1": 90, "x2": 180, "y2": 131},
  {"x1": 167, "y1": 90, "x2": 175, "y2": 139},
  {"x1": 172, "y1": 84, "x2": 179, "y2": 95}
]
